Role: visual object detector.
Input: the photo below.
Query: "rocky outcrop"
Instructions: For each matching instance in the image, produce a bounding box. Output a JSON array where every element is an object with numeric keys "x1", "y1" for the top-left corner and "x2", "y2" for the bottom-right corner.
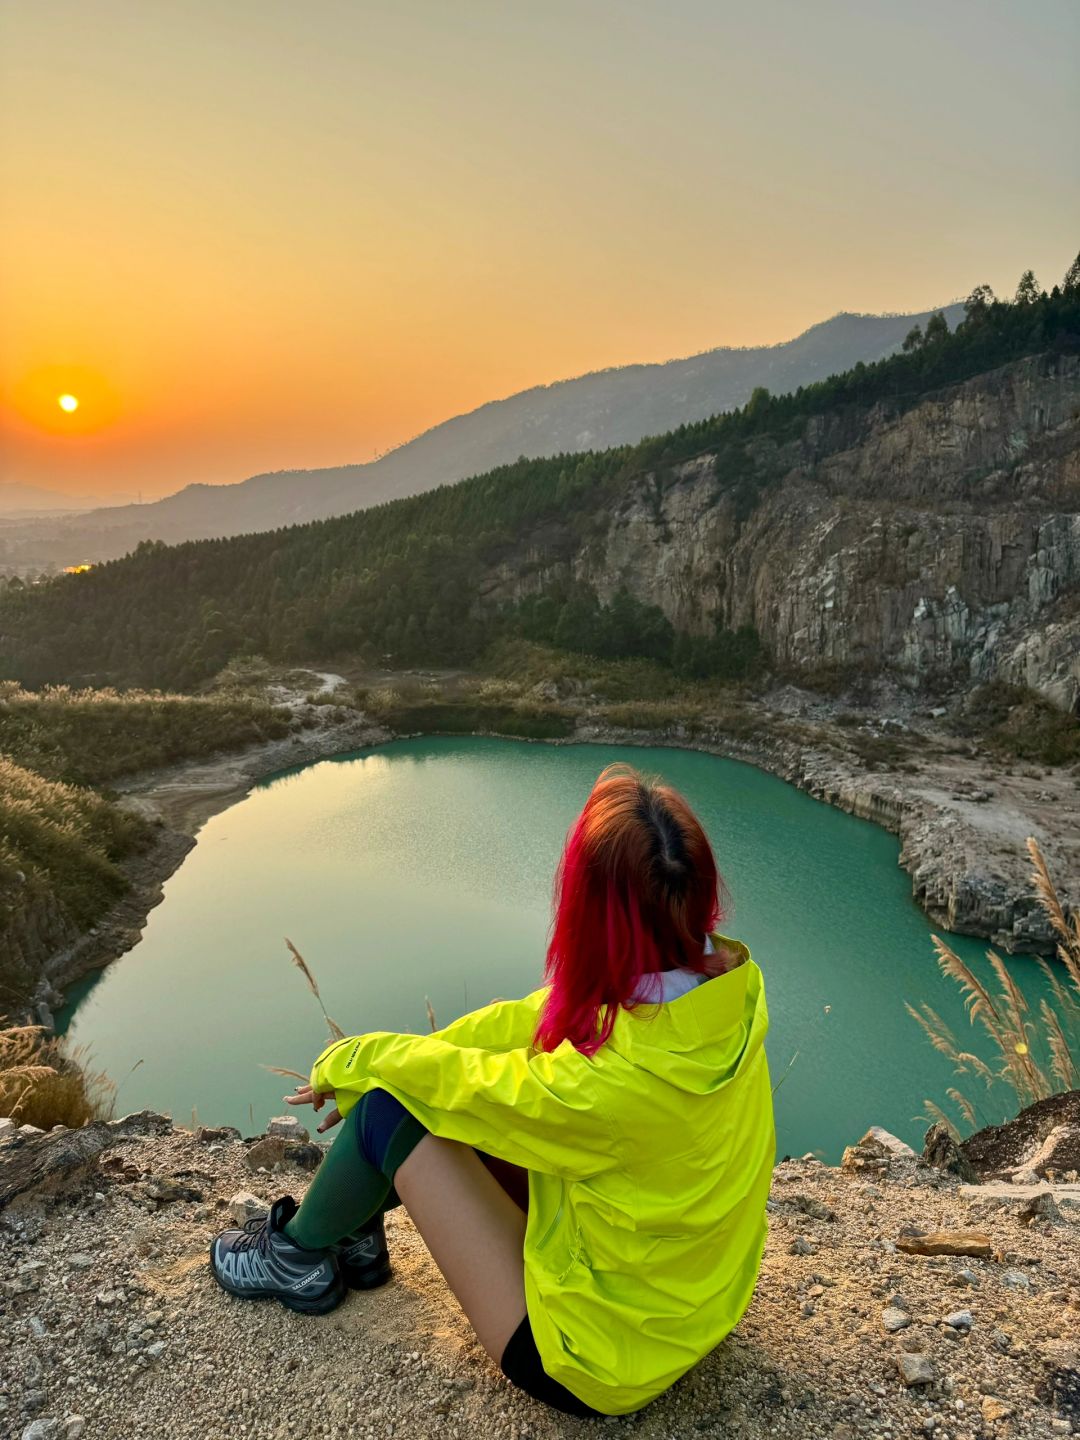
[
  {"x1": 2, "y1": 1105, "x2": 1077, "y2": 1440},
  {"x1": 484, "y1": 354, "x2": 1080, "y2": 710},
  {"x1": 960, "y1": 1091, "x2": 1080, "y2": 1180}
]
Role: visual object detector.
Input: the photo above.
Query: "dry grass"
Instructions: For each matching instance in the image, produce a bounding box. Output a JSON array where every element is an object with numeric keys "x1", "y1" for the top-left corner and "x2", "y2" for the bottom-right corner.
[
  {"x1": 909, "y1": 837, "x2": 1080, "y2": 1136},
  {"x1": 285, "y1": 938, "x2": 345, "y2": 1041},
  {"x1": 0, "y1": 1022, "x2": 115, "y2": 1129},
  {"x1": 0, "y1": 678, "x2": 290, "y2": 787}
]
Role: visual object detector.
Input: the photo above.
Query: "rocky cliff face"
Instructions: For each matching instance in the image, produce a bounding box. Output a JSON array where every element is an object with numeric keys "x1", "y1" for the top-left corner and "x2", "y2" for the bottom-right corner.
[{"x1": 485, "y1": 354, "x2": 1080, "y2": 709}]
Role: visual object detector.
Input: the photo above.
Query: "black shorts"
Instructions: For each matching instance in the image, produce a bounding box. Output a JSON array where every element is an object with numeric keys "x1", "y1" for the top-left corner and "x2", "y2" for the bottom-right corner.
[{"x1": 500, "y1": 1316, "x2": 604, "y2": 1418}]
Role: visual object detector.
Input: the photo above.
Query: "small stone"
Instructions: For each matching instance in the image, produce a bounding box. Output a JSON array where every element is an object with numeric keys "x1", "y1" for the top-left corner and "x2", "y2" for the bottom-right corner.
[
  {"x1": 1000, "y1": 1268, "x2": 1030, "y2": 1289},
  {"x1": 0, "y1": 1116, "x2": 17, "y2": 1139},
  {"x1": 1018, "y1": 1189, "x2": 1060, "y2": 1225},
  {"x1": 980, "y1": 1397, "x2": 1012, "y2": 1423},
  {"x1": 63, "y1": 1418, "x2": 86, "y2": 1440},
  {"x1": 266, "y1": 1115, "x2": 309, "y2": 1142},
  {"x1": 227, "y1": 1191, "x2": 268, "y2": 1225},
  {"x1": 789, "y1": 1193, "x2": 836, "y2": 1221},
  {"x1": 799, "y1": 1300, "x2": 816, "y2": 1318},
  {"x1": 789, "y1": 1235, "x2": 817, "y2": 1256},
  {"x1": 991, "y1": 1328, "x2": 1011, "y2": 1352},
  {"x1": 145, "y1": 1341, "x2": 166, "y2": 1360},
  {"x1": 66, "y1": 1254, "x2": 96, "y2": 1269},
  {"x1": 22, "y1": 1391, "x2": 47, "y2": 1416},
  {"x1": 195, "y1": 1125, "x2": 241, "y2": 1144},
  {"x1": 245, "y1": 1137, "x2": 287, "y2": 1171},
  {"x1": 943, "y1": 1310, "x2": 973, "y2": 1330},
  {"x1": 897, "y1": 1353, "x2": 935, "y2": 1387},
  {"x1": 881, "y1": 1307, "x2": 911, "y2": 1332},
  {"x1": 21, "y1": 1423, "x2": 61, "y2": 1440},
  {"x1": 1049, "y1": 1422, "x2": 1072, "y2": 1435},
  {"x1": 956, "y1": 1267, "x2": 980, "y2": 1287},
  {"x1": 861, "y1": 1126, "x2": 916, "y2": 1158},
  {"x1": 18, "y1": 1123, "x2": 45, "y2": 1138},
  {"x1": 146, "y1": 1176, "x2": 203, "y2": 1204}
]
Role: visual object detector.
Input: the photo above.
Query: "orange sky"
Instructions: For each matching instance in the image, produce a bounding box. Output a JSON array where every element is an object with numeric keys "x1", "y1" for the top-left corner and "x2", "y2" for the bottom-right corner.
[{"x1": 1, "y1": 0, "x2": 1078, "y2": 500}]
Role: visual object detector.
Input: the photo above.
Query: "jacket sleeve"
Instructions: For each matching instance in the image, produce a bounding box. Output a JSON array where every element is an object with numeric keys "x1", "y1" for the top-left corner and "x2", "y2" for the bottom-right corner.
[
  {"x1": 309, "y1": 1028, "x2": 622, "y2": 1179},
  {"x1": 431, "y1": 989, "x2": 548, "y2": 1053}
]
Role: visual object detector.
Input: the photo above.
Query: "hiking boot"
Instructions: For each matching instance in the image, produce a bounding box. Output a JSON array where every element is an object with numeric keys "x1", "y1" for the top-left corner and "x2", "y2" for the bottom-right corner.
[
  {"x1": 210, "y1": 1195, "x2": 346, "y2": 1315},
  {"x1": 334, "y1": 1212, "x2": 392, "y2": 1290}
]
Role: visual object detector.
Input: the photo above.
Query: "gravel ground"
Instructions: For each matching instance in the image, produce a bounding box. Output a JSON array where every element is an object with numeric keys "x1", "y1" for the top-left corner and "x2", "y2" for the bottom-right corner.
[{"x1": 1, "y1": 1116, "x2": 1077, "y2": 1440}]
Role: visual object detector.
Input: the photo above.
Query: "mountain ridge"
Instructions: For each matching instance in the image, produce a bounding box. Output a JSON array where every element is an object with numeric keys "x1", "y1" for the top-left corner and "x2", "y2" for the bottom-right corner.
[{"x1": 2, "y1": 304, "x2": 963, "y2": 568}]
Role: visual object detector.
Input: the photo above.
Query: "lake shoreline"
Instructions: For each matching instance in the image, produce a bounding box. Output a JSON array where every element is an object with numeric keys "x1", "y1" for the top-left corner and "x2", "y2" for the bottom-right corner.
[{"x1": 22, "y1": 680, "x2": 1076, "y2": 1028}]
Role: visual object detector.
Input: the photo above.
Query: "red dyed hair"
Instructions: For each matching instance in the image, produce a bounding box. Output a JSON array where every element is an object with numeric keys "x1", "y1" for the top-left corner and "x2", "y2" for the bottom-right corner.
[{"x1": 534, "y1": 763, "x2": 726, "y2": 1056}]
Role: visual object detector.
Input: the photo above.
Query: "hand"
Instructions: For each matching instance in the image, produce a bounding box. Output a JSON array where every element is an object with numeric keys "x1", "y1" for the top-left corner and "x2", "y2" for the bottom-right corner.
[{"x1": 285, "y1": 1083, "x2": 343, "y2": 1134}]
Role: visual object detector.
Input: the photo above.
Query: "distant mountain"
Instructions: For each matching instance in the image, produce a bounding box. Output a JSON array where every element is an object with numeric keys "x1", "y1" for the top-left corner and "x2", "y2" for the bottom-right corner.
[
  {"x1": 0, "y1": 482, "x2": 93, "y2": 516},
  {"x1": 4, "y1": 305, "x2": 963, "y2": 567}
]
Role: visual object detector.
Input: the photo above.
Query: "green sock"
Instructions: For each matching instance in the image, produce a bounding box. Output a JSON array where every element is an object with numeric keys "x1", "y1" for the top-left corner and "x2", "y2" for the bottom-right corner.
[{"x1": 284, "y1": 1097, "x2": 425, "y2": 1251}]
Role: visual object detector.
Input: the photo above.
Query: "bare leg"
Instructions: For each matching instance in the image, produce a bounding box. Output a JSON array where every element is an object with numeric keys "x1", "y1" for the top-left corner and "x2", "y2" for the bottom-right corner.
[{"x1": 394, "y1": 1133, "x2": 528, "y2": 1361}]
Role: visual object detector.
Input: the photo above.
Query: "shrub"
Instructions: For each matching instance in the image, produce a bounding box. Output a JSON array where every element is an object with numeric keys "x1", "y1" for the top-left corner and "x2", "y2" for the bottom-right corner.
[
  {"x1": 952, "y1": 682, "x2": 1080, "y2": 768},
  {"x1": 0, "y1": 682, "x2": 291, "y2": 787}
]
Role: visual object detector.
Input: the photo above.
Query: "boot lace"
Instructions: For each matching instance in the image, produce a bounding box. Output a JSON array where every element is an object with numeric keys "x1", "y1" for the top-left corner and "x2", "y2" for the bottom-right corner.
[{"x1": 232, "y1": 1213, "x2": 274, "y2": 1256}]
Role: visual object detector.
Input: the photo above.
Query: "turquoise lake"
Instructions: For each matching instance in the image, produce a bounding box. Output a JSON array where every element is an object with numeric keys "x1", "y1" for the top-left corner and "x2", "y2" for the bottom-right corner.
[{"x1": 58, "y1": 736, "x2": 1048, "y2": 1161}]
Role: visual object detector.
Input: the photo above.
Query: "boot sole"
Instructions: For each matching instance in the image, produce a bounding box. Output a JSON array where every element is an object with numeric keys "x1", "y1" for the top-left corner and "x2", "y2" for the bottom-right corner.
[
  {"x1": 341, "y1": 1262, "x2": 393, "y2": 1292},
  {"x1": 209, "y1": 1244, "x2": 348, "y2": 1315}
]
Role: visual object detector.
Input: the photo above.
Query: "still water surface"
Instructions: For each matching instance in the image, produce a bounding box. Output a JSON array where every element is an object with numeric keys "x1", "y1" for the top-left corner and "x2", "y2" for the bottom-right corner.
[{"x1": 59, "y1": 737, "x2": 1046, "y2": 1160}]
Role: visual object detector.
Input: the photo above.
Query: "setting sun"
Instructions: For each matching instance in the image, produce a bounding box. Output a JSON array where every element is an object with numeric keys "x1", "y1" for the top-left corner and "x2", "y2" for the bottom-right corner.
[{"x1": 57, "y1": 393, "x2": 79, "y2": 413}]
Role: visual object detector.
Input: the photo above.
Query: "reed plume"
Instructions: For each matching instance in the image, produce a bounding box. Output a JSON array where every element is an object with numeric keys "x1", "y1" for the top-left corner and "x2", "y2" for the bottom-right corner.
[
  {"x1": 913, "y1": 837, "x2": 1079, "y2": 1135},
  {"x1": 285, "y1": 938, "x2": 345, "y2": 1040}
]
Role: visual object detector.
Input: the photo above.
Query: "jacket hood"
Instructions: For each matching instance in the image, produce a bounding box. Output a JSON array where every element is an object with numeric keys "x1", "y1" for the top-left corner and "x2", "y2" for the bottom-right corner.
[{"x1": 608, "y1": 938, "x2": 768, "y2": 1096}]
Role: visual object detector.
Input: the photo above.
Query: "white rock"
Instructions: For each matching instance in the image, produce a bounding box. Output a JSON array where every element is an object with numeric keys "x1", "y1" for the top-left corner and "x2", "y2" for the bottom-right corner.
[
  {"x1": 1000, "y1": 1269, "x2": 1031, "y2": 1290},
  {"x1": 266, "y1": 1115, "x2": 309, "y2": 1142},
  {"x1": 228, "y1": 1190, "x2": 268, "y2": 1225},
  {"x1": 959, "y1": 1180, "x2": 1080, "y2": 1212},
  {"x1": 22, "y1": 1423, "x2": 61, "y2": 1440},
  {"x1": 861, "y1": 1126, "x2": 916, "y2": 1158},
  {"x1": 18, "y1": 1124, "x2": 45, "y2": 1138},
  {"x1": 0, "y1": 1116, "x2": 17, "y2": 1139}
]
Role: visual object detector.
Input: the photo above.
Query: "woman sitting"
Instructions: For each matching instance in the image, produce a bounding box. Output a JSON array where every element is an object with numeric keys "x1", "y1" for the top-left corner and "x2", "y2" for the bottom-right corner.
[{"x1": 210, "y1": 762, "x2": 774, "y2": 1417}]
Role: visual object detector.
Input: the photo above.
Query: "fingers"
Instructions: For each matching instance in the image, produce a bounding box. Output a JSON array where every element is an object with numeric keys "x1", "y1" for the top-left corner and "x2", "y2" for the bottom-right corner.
[
  {"x1": 284, "y1": 1085, "x2": 333, "y2": 1110},
  {"x1": 316, "y1": 1107, "x2": 342, "y2": 1134}
]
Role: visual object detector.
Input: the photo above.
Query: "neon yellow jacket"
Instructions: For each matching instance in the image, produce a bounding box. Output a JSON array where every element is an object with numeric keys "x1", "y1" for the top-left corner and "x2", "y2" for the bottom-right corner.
[{"x1": 310, "y1": 937, "x2": 774, "y2": 1415}]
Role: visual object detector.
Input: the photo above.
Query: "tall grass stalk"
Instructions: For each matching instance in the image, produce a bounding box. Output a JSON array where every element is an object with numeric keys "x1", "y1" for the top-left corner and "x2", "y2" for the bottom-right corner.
[
  {"x1": 910, "y1": 837, "x2": 1080, "y2": 1135},
  {"x1": 284, "y1": 938, "x2": 345, "y2": 1040}
]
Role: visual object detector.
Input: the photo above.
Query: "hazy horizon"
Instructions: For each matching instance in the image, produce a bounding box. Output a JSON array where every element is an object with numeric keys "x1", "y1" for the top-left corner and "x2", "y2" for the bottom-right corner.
[{"x1": 2, "y1": 0, "x2": 1078, "y2": 500}]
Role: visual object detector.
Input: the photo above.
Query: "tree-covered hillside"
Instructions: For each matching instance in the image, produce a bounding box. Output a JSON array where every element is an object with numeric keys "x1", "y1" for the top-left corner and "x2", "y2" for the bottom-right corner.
[{"x1": 1, "y1": 269, "x2": 1077, "y2": 692}]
